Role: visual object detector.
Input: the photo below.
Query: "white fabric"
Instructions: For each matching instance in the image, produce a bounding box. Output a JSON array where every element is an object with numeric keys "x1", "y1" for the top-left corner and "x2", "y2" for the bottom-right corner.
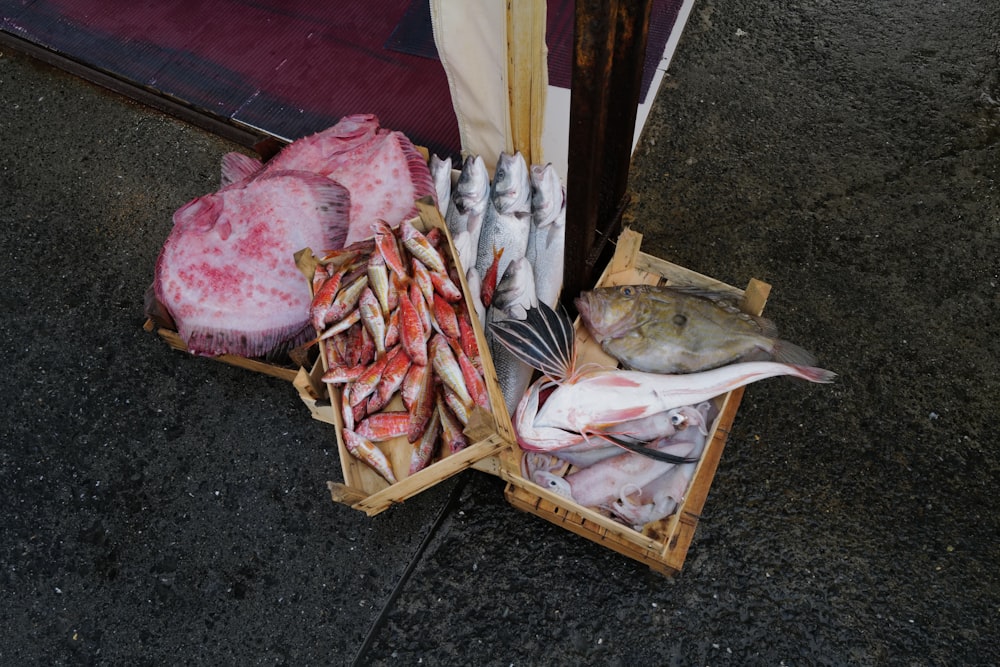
[{"x1": 430, "y1": 0, "x2": 512, "y2": 173}]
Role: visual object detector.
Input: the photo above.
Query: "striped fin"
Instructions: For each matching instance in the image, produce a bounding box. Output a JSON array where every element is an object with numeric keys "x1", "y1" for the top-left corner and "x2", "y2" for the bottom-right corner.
[{"x1": 489, "y1": 301, "x2": 576, "y2": 382}]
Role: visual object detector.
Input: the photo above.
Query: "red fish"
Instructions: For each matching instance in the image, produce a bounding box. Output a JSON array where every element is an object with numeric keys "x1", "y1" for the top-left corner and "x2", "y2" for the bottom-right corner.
[
  {"x1": 480, "y1": 245, "x2": 504, "y2": 308},
  {"x1": 342, "y1": 428, "x2": 397, "y2": 484},
  {"x1": 398, "y1": 289, "x2": 427, "y2": 366}
]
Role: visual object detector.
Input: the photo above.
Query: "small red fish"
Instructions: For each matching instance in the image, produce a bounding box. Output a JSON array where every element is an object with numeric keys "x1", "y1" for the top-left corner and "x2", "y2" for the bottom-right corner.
[
  {"x1": 411, "y1": 257, "x2": 435, "y2": 305},
  {"x1": 398, "y1": 289, "x2": 427, "y2": 365},
  {"x1": 431, "y1": 296, "x2": 461, "y2": 341},
  {"x1": 449, "y1": 338, "x2": 490, "y2": 410},
  {"x1": 355, "y1": 411, "x2": 411, "y2": 442},
  {"x1": 410, "y1": 283, "x2": 433, "y2": 342},
  {"x1": 480, "y1": 246, "x2": 504, "y2": 308},
  {"x1": 409, "y1": 408, "x2": 441, "y2": 475},
  {"x1": 407, "y1": 361, "x2": 436, "y2": 443},
  {"x1": 342, "y1": 428, "x2": 397, "y2": 484},
  {"x1": 349, "y1": 353, "x2": 391, "y2": 407},
  {"x1": 374, "y1": 220, "x2": 408, "y2": 279},
  {"x1": 358, "y1": 286, "x2": 386, "y2": 357},
  {"x1": 437, "y1": 395, "x2": 470, "y2": 454},
  {"x1": 372, "y1": 346, "x2": 412, "y2": 408},
  {"x1": 309, "y1": 265, "x2": 345, "y2": 331},
  {"x1": 321, "y1": 362, "x2": 367, "y2": 384},
  {"x1": 429, "y1": 269, "x2": 463, "y2": 303},
  {"x1": 400, "y1": 219, "x2": 446, "y2": 274},
  {"x1": 400, "y1": 362, "x2": 427, "y2": 411}
]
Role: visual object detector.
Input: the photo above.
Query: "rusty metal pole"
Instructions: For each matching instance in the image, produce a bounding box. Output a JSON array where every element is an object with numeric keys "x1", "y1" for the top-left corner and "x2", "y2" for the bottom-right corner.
[{"x1": 562, "y1": 0, "x2": 654, "y2": 310}]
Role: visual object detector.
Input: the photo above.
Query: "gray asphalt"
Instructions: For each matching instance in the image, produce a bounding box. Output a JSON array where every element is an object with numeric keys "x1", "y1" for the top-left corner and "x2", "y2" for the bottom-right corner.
[{"x1": 2, "y1": 0, "x2": 998, "y2": 665}]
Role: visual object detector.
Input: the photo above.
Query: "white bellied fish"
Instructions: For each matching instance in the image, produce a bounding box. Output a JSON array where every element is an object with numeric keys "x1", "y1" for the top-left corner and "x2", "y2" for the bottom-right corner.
[
  {"x1": 445, "y1": 155, "x2": 492, "y2": 270},
  {"x1": 475, "y1": 151, "x2": 532, "y2": 288},
  {"x1": 526, "y1": 162, "x2": 566, "y2": 309},
  {"x1": 430, "y1": 154, "x2": 452, "y2": 219}
]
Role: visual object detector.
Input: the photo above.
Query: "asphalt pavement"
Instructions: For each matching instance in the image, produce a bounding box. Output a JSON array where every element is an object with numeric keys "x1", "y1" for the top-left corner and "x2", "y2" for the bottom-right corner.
[{"x1": 1, "y1": 0, "x2": 998, "y2": 664}]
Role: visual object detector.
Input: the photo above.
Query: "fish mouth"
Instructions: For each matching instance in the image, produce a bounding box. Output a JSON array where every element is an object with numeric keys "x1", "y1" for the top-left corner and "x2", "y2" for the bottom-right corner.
[{"x1": 574, "y1": 294, "x2": 595, "y2": 328}]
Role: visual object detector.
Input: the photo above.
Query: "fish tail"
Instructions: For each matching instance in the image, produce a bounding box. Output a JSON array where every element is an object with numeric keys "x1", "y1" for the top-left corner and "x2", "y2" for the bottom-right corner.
[
  {"x1": 489, "y1": 300, "x2": 577, "y2": 382},
  {"x1": 793, "y1": 365, "x2": 837, "y2": 383},
  {"x1": 771, "y1": 339, "x2": 818, "y2": 367}
]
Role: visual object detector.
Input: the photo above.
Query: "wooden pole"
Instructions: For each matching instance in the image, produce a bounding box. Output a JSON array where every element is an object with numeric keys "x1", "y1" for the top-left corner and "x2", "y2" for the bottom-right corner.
[{"x1": 562, "y1": 0, "x2": 654, "y2": 309}]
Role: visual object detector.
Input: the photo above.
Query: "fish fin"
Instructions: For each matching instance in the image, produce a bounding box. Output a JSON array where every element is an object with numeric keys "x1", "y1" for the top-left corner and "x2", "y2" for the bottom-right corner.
[
  {"x1": 257, "y1": 170, "x2": 352, "y2": 251},
  {"x1": 769, "y1": 339, "x2": 818, "y2": 367},
  {"x1": 397, "y1": 130, "x2": 438, "y2": 217},
  {"x1": 490, "y1": 301, "x2": 576, "y2": 382},
  {"x1": 793, "y1": 365, "x2": 838, "y2": 383},
  {"x1": 220, "y1": 151, "x2": 263, "y2": 188},
  {"x1": 599, "y1": 433, "x2": 702, "y2": 464}
]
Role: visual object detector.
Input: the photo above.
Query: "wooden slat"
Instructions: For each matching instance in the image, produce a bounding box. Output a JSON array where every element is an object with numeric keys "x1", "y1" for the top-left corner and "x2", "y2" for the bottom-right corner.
[{"x1": 506, "y1": 0, "x2": 548, "y2": 164}]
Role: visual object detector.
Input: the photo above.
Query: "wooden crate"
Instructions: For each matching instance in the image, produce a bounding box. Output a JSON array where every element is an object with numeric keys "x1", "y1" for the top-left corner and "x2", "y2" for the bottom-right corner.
[
  {"x1": 304, "y1": 199, "x2": 517, "y2": 516},
  {"x1": 497, "y1": 228, "x2": 771, "y2": 575}
]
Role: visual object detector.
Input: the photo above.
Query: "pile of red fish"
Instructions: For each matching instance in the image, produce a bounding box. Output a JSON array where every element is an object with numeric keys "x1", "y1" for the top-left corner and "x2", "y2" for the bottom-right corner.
[{"x1": 311, "y1": 218, "x2": 492, "y2": 484}]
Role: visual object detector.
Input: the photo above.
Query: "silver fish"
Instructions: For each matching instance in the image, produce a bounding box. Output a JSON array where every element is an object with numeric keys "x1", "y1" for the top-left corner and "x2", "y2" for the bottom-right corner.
[
  {"x1": 445, "y1": 155, "x2": 492, "y2": 269},
  {"x1": 465, "y1": 266, "x2": 486, "y2": 327},
  {"x1": 487, "y1": 257, "x2": 538, "y2": 415},
  {"x1": 525, "y1": 163, "x2": 566, "y2": 309},
  {"x1": 576, "y1": 283, "x2": 819, "y2": 374},
  {"x1": 430, "y1": 154, "x2": 452, "y2": 219},
  {"x1": 451, "y1": 229, "x2": 476, "y2": 278},
  {"x1": 475, "y1": 151, "x2": 532, "y2": 286}
]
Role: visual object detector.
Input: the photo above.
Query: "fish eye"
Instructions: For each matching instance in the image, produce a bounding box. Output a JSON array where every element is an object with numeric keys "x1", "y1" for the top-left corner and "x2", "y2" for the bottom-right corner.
[
  {"x1": 670, "y1": 413, "x2": 688, "y2": 427},
  {"x1": 620, "y1": 286, "x2": 635, "y2": 298}
]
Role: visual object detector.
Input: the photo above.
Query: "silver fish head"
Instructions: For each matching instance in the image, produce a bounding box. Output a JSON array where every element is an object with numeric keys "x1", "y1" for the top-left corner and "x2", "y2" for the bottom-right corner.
[
  {"x1": 493, "y1": 256, "x2": 538, "y2": 317},
  {"x1": 454, "y1": 155, "x2": 490, "y2": 204},
  {"x1": 529, "y1": 163, "x2": 564, "y2": 227},
  {"x1": 491, "y1": 151, "x2": 531, "y2": 213}
]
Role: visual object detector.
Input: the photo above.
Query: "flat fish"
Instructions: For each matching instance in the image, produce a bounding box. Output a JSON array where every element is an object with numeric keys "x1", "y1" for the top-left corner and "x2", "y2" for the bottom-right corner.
[
  {"x1": 575, "y1": 283, "x2": 819, "y2": 374},
  {"x1": 222, "y1": 114, "x2": 435, "y2": 245},
  {"x1": 154, "y1": 170, "x2": 350, "y2": 357},
  {"x1": 475, "y1": 151, "x2": 531, "y2": 286},
  {"x1": 525, "y1": 162, "x2": 565, "y2": 309}
]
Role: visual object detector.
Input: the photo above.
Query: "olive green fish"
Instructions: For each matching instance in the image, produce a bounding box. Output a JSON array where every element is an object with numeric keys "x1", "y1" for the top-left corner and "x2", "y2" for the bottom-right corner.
[{"x1": 575, "y1": 284, "x2": 818, "y2": 374}]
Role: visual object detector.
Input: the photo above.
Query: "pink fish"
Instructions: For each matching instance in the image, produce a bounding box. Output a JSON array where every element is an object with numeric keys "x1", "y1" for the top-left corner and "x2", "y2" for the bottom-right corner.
[
  {"x1": 409, "y1": 408, "x2": 441, "y2": 475},
  {"x1": 154, "y1": 170, "x2": 350, "y2": 357},
  {"x1": 342, "y1": 428, "x2": 397, "y2": 484},
  {"x1": 226, "y1": 114, "x2": 436, "y2": 245}
]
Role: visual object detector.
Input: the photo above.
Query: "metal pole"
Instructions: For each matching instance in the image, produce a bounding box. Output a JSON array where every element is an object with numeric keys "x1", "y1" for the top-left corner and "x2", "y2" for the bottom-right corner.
[{"x1": 563, "y1": 0, "x2": 653, "y2": 309}]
